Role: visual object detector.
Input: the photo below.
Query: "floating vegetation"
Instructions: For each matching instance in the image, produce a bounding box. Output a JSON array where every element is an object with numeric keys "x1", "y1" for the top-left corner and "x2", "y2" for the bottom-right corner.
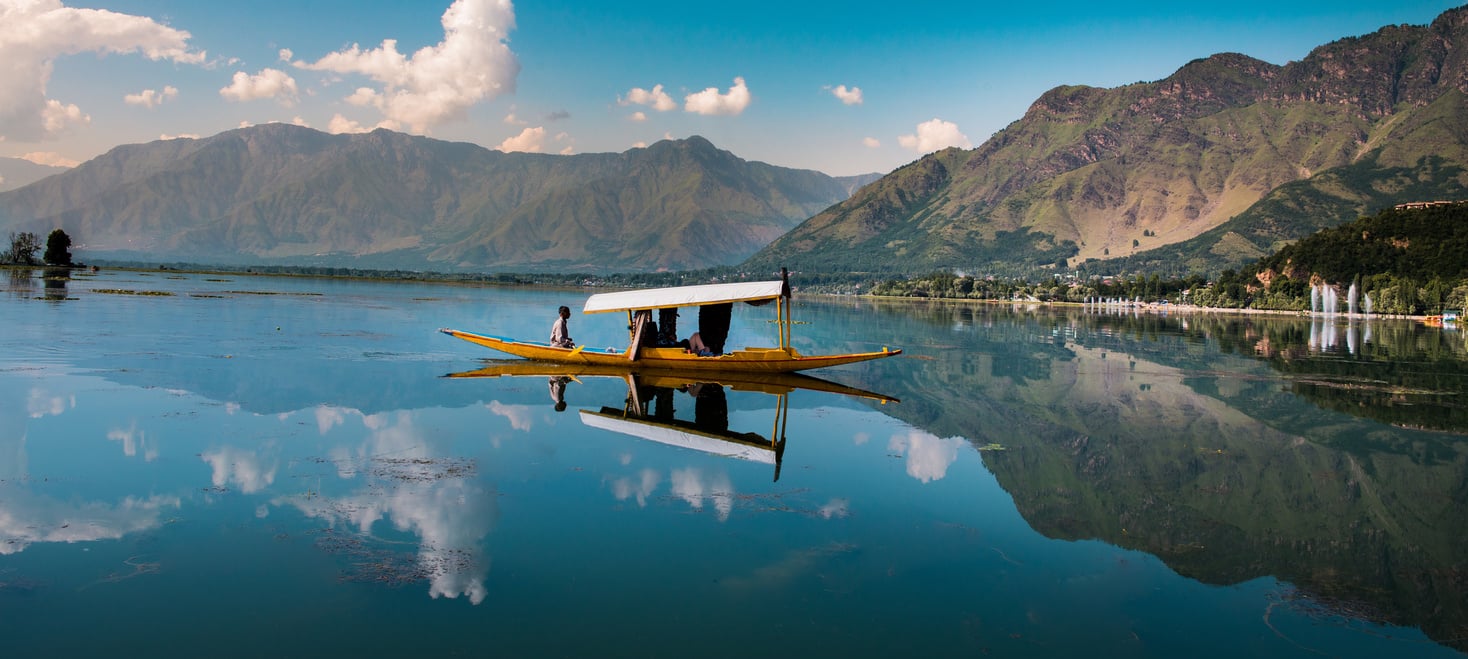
[
  {"x1": 78, "y1": 556, "x2": 161, "y2": 590},
  {"x1": 190, "y1": 294, "x2": 225, "y2": 299},
  {"x1": 307, "y1": 453, "x2": 477, "y2": 484},
  {"x1": 204, "y1": 278, "x2": 232, "y2": 282},
  {"x1": 370, "y1": 457, "x2": 475, "y2": 483},
  {"x1": 223, "y1": 290, "x2": 323, "y2": 297},
  {"x1": 977, "y1": 443, "x2": 1007, "y2": 451},
  {"x1": 310, "y1": 528, "x2": 477, "y2": 587},
  {"x1": 0, "y1": 568, "x2": 44, "y2": 595},
  {"x1": 657, "y1": 488, "x2": 830, "y2": 516},
  {"x1": 93, "y1": 289, "x2": 175, "y2": 296}
]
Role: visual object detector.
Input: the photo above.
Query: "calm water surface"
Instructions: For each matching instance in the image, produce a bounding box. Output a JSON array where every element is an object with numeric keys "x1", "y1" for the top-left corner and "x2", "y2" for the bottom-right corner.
[{"x1": 2, "y1": 268, "x2": 1466, "y2": 657}]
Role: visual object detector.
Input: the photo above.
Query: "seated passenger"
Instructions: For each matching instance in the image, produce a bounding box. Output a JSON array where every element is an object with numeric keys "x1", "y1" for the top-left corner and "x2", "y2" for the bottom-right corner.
[
  {"x1": 550, "y1": 305, "x2": 575, "y2": 348},
  {"x1": 688, "y1": 332, "x2": 714, "y2": 356}
]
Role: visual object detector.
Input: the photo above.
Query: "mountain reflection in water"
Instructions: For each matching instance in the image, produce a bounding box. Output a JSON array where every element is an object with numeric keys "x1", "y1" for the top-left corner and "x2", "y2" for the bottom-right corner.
[
  {"x1": 845, "y1": 300, "x2": 1468, "y2": 652},
  {"x1": 3, "y1": 271, "x2": 1465, "y2": 657}
]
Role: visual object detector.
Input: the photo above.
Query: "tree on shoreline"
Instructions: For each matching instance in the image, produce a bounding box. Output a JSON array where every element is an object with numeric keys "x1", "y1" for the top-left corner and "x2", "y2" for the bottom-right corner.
[
  {"x1": 44, "y1": 229, "x2": 72, "y2": 266},
  {"x1": 5, "y1": 231, "x2": 41, "y2": 265}
]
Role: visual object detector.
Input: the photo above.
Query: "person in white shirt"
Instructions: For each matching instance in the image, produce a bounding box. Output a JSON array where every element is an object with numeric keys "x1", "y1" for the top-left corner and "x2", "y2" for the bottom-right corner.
[{"x1": 550, "y1": 305, "x2": 575, "y2": 348}]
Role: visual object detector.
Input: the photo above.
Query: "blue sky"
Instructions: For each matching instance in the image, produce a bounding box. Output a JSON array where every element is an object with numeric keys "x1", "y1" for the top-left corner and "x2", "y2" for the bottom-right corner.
[{"x1": 1, "y1": 0, "x2": 1461, "y2": 176}]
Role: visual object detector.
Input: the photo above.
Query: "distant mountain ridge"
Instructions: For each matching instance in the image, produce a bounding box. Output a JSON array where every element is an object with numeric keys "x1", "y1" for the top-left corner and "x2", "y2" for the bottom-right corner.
[
  {"x1": 0, "y1": 157, "x2": 67, "y2": 193},
  {"x1": 0, "y1": 127, "x2": 875, "y2": 272},
  {"x1": 748, "y1": 6, "x2": 1468, "y2": 276}
]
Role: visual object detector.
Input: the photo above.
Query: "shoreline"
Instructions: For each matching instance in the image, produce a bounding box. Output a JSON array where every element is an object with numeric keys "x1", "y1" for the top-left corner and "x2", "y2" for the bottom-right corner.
[
  {"x1": 6, "y1": 263, "x2": 1452, "y2": 323},
  {"x1": 856, "y1": 294, "x2": 1443, "y2": 323}
]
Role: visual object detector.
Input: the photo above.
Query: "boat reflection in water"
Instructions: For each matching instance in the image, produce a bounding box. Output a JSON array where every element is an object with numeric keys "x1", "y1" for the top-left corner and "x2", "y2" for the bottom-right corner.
[{"x1": 447, "y1": 362, "x2": 898, "y2": 481}]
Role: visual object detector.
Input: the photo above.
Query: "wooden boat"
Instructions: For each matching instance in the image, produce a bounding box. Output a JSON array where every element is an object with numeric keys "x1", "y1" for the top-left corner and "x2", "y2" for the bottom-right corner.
[
  {"x1": 440, "y1": 269, "x2": 901, "y2": 373},
  {"x1": 445, "y1": 362, "x2": 898, "y2": 480}
]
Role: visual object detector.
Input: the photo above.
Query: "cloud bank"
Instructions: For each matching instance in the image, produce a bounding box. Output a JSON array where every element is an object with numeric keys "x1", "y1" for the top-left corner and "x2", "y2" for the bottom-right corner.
[
  {"x1": 294, "y1": 0, "x2": 519, "y2": 133},
  {"x1": 0, "y1": 0, "x2": 205, "y2": 141}
]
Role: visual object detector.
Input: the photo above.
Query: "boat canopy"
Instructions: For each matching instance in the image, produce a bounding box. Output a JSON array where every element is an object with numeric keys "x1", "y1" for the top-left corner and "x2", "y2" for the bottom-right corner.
[
  {"x1": 580, "y1": 411, "x2": 778, "y2": 464},
  {"x1": 583, "y1": 280, "x2": 784, "y2": 314}
]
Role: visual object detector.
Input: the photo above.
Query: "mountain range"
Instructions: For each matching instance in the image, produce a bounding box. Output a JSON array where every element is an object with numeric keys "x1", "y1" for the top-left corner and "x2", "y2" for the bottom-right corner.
[
  {"x1": 3, "y1": 7, "x2": 1467, "y2": 276},
  {"x1": 748, "y1": 6, "x2": 1468, "y2": 276},
  {"x1": 0, "y1": 129, "x2": 875, "y2": 272}
]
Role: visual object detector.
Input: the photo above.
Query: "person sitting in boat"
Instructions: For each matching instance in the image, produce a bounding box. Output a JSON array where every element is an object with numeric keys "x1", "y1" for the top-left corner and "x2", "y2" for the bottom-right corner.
[
  {"x1": 550, "y1": 305, "x2": 575, "y2": 348},
  {"x1": 687, "y1": 332, "x2": 714, "y2": 356}
]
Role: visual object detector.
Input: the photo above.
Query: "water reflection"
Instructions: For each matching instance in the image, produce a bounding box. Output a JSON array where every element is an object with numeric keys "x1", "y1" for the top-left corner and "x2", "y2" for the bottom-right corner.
[
  {"x1": 450, "y1": 362, "x2": 900, "y2": 484},
  {"x1": 886, "y1": 429, "x2": 964, "y2": 483},
  {"x1": 6, "y1": 267, "x2": 35, "y2": 298},
  {"x1": 4, "y1": 273, "x2": 1466, "y2": 656},
  {"x1": 845, "y1": 299, "x2": 1468, "y2": 652},
  {"x1": 271, "y1": 409, "x2": 498, "y2": 604},
  {"x1": 1, "y1": 404, "x2": 179, "y2": 554},
  {"x1": 41, "y1": 267, "x2": 70, "y2": 301},
  {"x1": 0, "y1": 490, "x2": 180, "y2": 555}
]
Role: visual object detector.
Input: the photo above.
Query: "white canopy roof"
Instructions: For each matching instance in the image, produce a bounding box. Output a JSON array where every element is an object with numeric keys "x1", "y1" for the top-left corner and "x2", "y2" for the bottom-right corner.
[
  {"x1": 582, "y1": 280, "x2": 784, "y2": 314},
  {"x1": 580, "y1": 411, "x2": 778, "y2": 464}
]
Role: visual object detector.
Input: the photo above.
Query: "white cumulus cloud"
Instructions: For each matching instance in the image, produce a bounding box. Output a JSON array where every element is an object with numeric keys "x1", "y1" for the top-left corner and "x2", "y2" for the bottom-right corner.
[
  {"x1": 496, "y1": 126, "x2": 545, "y2": 153},
  {"x1": 327, "y1": 114, "x2": 371, "y2": 134},
  {"x1": 621, "y1": 84, "x2": 676, "y2": 112},
  {"x1": 293, "y1": 0, "x2": 519, "y2": 133},
  {"x1": 41, "y1": 99, "x2": 87, "y2": 134},
  {"x1": 898, "y1": 118, "x2": 971, "y2": 154},
  {"x1": 862, "y1": 137, "x2": 880, "y2": 148},
  {"x1": 830, "y1": 84, "x2": 862, "y2": 105},
  {"x1": 628, "y1": 111, "x2": 647, "y2": 122},
  {"x1": 123, "y1": 85, "x2": 178, "y2": 108},
  {"x1": 219, "y1": 68, "x2": 299, "y2": 105},
  {"x1": 684, "y1": 77, "x2": 751, "y2": 116},
  {"x1": 0, "y1": 0, "x2": 205, "y2": 141}
]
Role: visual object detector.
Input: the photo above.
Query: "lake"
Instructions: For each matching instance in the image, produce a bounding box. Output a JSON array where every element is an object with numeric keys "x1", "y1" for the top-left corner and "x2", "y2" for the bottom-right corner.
[{"x1": 2, "y1": 267, "x2": 1466, "y2": 657}]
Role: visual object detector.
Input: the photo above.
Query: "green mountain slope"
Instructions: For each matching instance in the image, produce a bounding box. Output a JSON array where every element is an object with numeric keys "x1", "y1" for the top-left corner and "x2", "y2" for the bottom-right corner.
[
  {"x1": 0, "y1": 127, "x2": 861, "y2": 272},
  {"x1": 748, "y1": 7, "x2": 1468, "y2": 277}
]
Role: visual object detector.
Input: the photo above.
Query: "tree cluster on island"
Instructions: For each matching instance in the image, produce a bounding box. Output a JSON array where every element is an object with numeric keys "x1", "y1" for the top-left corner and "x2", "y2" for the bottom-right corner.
[{"x1": 4, "y1": 229, "x2": 73, "y2": 267}]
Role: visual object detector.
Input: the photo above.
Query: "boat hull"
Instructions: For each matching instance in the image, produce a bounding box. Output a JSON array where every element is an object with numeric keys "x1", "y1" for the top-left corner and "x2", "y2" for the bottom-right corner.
[{"x1": 439, "y1": 328, "x2": 901, "y2": 373}]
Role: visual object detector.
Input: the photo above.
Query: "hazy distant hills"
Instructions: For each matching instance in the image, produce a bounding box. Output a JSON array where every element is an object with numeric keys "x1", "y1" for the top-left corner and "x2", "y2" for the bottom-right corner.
[
  {"x1": 749, "y1": 6, "x2": 1468, "y2": 276},
  {"x1": 0, "y1": 127, "x2": 875, "y2": 272},
  {"x1": 0, "y1": 157, "x2": 67, "y2": 193}
]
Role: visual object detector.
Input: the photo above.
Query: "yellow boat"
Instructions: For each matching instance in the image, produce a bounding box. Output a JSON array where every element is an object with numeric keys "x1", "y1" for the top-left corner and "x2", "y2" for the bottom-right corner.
[
  {"x1": 445, "y1": 362, "x2": 899, "y2": 481},
  {"x1": 440, "y1": 269, "x2": 901, "y2": 373}
]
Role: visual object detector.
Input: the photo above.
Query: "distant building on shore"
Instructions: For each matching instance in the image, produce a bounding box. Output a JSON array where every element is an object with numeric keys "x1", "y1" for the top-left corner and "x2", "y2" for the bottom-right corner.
[{"x1": 1394, "y1": 200, "x2": 1464, "y2": 210}]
